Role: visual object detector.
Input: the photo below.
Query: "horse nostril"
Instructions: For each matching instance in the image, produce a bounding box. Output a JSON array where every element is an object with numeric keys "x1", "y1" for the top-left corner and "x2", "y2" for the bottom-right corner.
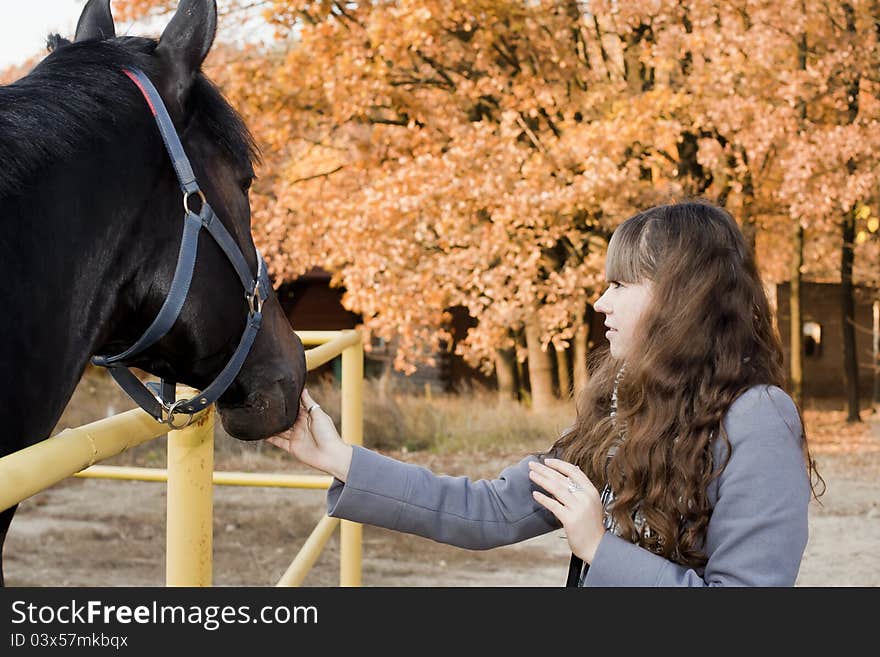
[{"x1": 243, "y1": 391, "x2": 270, "y2": 412}]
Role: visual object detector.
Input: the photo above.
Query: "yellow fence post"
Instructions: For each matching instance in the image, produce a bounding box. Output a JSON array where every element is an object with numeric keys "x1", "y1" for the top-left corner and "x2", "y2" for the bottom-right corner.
[
  {"x1": 340, "y1": 331, "x2": 363, "y2": 586},
  {"x1": 166, "y1": 387, "x2": 214, "y2": 586}
]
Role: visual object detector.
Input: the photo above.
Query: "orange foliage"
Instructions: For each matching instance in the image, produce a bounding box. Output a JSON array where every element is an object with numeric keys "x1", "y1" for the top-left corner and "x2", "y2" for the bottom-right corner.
[
  {"x1": 4, "y1": 1, "x2": 880, "y2": 374},
  {"x1": 0, "y1": 56, "x2": 40, "y2": 84},
  {"x1": 223, "y1": 1, "x2": 880, "y2": 371}
]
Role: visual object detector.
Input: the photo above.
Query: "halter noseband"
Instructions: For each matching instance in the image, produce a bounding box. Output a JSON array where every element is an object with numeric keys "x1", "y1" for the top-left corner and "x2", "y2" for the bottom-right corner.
[{"x1": 90, "y1": 67, "x2": 270, "y2": 429}]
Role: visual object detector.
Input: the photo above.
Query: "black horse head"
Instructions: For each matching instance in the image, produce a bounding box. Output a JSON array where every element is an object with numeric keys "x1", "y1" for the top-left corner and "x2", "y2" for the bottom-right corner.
[
  {"x1": 101, "y1": 1, "x2": 308, "y2": 434},
  {"x1": 0, "y1": 0, "x2": 308, "y2": 500},
  {"x1": 74, "y1": 0, "x2": 306, "y2": 439},
  {"x1": 0, "y1": 0, "x2": 308, "y2": 584}
]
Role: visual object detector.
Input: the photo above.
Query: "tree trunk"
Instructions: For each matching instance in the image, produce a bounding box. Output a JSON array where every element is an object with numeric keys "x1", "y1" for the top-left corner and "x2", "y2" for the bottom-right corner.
[
  {"x1": 514, "y1": 329, "x2": 529, "y2": 402},
  {"x1": 873, "y1": 300, "x2": 879, "y2": 409},
  {"x1": 790, "y1": 222, "x2": 804, "y2": 409},
  {"x1": 376, "y1": 355, "x2": 392, "y2": 403},
  {"x1": 790, "y1": 24, "x2": 807, "y2": 410},
  {"x1": 555, "y1": 343, "x2": 572, "y2": 401},
  {"x1": 494, "y1": 346, "x2": 518, "y2": 402},
  {"x1": 524, "y1": 314, "x2": 555, "y2": 411},
  {"x1": 573, "y1": 305, "x2": 593, "y2": 397},
  {"x1": 740, "y1": 169, "x2": 758, "y2": 258},
  {"x1": 841, "y1": 209, "x2": 861, "y2": 422},
  {"x1": 841, "y1": 3, "x2": 860, "y2": 422}
]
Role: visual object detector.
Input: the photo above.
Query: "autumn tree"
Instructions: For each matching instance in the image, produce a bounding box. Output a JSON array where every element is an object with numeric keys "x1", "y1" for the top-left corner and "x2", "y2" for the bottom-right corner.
[
  {"x1": 775, "y1": 1, "x2": 880, "y2": 421},
  {"x1": 59, "y1": 0, "x2": 880, "y2": 412}
]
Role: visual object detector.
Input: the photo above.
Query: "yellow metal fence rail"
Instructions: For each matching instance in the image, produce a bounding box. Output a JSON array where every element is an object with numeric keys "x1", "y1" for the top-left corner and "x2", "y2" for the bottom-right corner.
[{"x1": 0, "y1": 329, "x2": 364, "y2": 587}]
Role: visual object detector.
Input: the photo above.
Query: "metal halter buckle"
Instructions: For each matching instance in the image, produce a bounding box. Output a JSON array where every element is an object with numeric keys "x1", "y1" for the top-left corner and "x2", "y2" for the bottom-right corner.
[
  {"x1": 161, "y1": 398, "x2": 196, "y2": 430},
  {"x1": 246, "y1": 281, "x2": 265, "y2": 314}
]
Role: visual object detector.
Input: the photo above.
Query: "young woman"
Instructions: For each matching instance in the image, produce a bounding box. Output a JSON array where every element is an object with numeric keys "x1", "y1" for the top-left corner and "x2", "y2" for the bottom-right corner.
[{"x1": 268, "y1": 200, "x2": 823, "y2": 586}]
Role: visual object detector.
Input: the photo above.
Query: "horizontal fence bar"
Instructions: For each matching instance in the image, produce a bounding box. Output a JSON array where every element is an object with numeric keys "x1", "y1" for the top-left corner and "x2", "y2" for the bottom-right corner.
[
  {"x1": 295, "y1": 330, "x2": 359, "y2": 346},
  {"x1": 74, "y1": 465, "x2": 333, "y2": 489},
  {"x1": 0, "y1": 406, "x2": 206, "y2": 513},
  {"x1": 300, "y1": 330, "x2": 363, "y2": 370},
  {"x1": 276, "y1": 515, "x2": 340, "y2": 587}
]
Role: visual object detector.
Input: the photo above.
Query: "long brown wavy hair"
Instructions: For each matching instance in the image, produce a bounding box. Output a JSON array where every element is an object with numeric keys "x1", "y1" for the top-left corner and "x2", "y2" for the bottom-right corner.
[{"x1": 550, "y1": 200, "x2": 824, "y2": 570}]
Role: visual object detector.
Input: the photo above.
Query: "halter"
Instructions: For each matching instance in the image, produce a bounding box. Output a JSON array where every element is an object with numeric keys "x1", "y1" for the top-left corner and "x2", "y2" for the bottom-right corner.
[{"x1": 90, "y1": 67, "x2": 270, "y2": 429}]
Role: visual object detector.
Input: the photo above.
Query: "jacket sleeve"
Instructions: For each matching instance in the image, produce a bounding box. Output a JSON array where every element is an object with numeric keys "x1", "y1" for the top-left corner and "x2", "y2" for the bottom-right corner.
[
  {"x1": 583, "y1": 385, "x2": 812, "y2": 587},
  {"x1": 326, "y1": 445, "x2": 561, "y2": 549}
]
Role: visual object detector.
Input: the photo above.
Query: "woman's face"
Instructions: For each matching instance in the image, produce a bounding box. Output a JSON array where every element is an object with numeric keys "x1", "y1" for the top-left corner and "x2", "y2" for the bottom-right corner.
[{"x1": 593, "y1": 278, "x2": 654, "y2": 361}]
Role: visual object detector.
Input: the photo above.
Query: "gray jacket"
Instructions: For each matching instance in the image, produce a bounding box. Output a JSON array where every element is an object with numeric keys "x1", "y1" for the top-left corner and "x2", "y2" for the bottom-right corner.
[{"x1": 326, "y1": 384, "x2": 812, "y2": 586}]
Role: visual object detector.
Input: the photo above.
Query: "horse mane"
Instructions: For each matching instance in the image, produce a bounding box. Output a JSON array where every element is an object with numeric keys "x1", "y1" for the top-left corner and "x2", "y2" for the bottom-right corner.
[{"x1": 0, "y1": 35, "x2": 259, "y2": 201}]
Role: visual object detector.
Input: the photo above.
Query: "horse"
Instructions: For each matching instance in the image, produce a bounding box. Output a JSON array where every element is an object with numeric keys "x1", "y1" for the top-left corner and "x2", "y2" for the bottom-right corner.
[{"x1": 0, "y1": 0, "x2": 307, "y2": 585}]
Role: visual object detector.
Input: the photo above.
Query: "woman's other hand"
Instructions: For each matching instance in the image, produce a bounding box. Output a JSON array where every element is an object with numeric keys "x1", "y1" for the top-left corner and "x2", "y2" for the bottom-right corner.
[
  {"x1": 266, "y1": 389, "x2": 353, "y2": 482},
  {"x1": 529, "y1": 458, "x2": 606, "y2": 564}
]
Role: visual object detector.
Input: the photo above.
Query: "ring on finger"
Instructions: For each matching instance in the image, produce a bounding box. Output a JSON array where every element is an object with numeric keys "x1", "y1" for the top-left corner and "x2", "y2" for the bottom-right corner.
[{"x1": 567, "y1": 478, "x2": 584, "y2": 494}]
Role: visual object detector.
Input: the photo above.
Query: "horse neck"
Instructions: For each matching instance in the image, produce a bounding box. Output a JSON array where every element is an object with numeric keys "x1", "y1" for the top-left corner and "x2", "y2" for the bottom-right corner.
[{"x1": 0, "y1": 129, "x2": 170, "y2": 450}]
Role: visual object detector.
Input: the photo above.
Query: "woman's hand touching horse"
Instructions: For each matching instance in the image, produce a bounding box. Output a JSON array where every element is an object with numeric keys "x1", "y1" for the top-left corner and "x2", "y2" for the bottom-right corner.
[{"x1": 266, "y1": 389, "x2": 353, "y2": 482}]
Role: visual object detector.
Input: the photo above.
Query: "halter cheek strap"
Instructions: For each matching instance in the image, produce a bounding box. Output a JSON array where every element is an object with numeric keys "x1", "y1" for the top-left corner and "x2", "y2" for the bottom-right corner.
[{"x1": 90, "y1": 67, "x2": 269, "y2": 427}]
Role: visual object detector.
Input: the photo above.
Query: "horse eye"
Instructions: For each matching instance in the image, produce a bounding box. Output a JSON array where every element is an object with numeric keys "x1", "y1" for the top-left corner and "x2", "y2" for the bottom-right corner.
[{"x1": 241, "y1": 176, "x2": 253, "y2": 193}]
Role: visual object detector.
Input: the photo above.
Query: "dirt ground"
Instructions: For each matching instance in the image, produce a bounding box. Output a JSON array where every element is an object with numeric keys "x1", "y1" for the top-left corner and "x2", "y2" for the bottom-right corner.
[{"x1": 5, "y1": 412, "x2": 879, "y2": 587}]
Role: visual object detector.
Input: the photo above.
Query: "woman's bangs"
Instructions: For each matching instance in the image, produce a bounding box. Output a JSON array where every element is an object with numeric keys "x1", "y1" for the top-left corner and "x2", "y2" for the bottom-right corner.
[{"x1": 605, "y1": 221, "x2": 647, "y2": 283}]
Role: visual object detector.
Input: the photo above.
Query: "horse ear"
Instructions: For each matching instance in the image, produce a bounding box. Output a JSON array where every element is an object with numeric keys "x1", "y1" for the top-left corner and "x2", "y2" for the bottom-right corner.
[
  {"x1": 74, "y1": 0, "x2": 116, "y2": 42},
  {"x1": 156, "y1": 0, "x2": 218, "y2": 80}
]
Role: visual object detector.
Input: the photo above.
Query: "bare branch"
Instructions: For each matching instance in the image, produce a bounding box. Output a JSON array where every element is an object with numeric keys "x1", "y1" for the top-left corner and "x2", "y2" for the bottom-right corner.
[{"x1": 290, "y1": 166, "x2": 344, "y2": 185}]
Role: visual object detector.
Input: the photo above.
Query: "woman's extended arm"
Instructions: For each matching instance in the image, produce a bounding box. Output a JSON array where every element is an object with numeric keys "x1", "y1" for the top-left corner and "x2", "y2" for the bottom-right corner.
[
  {"x1": 267, "y1": 390, "x2": 560, "y2": 549},
  {"x1": 326, "y1": 445, "x2": 560, "y2": 549}
]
